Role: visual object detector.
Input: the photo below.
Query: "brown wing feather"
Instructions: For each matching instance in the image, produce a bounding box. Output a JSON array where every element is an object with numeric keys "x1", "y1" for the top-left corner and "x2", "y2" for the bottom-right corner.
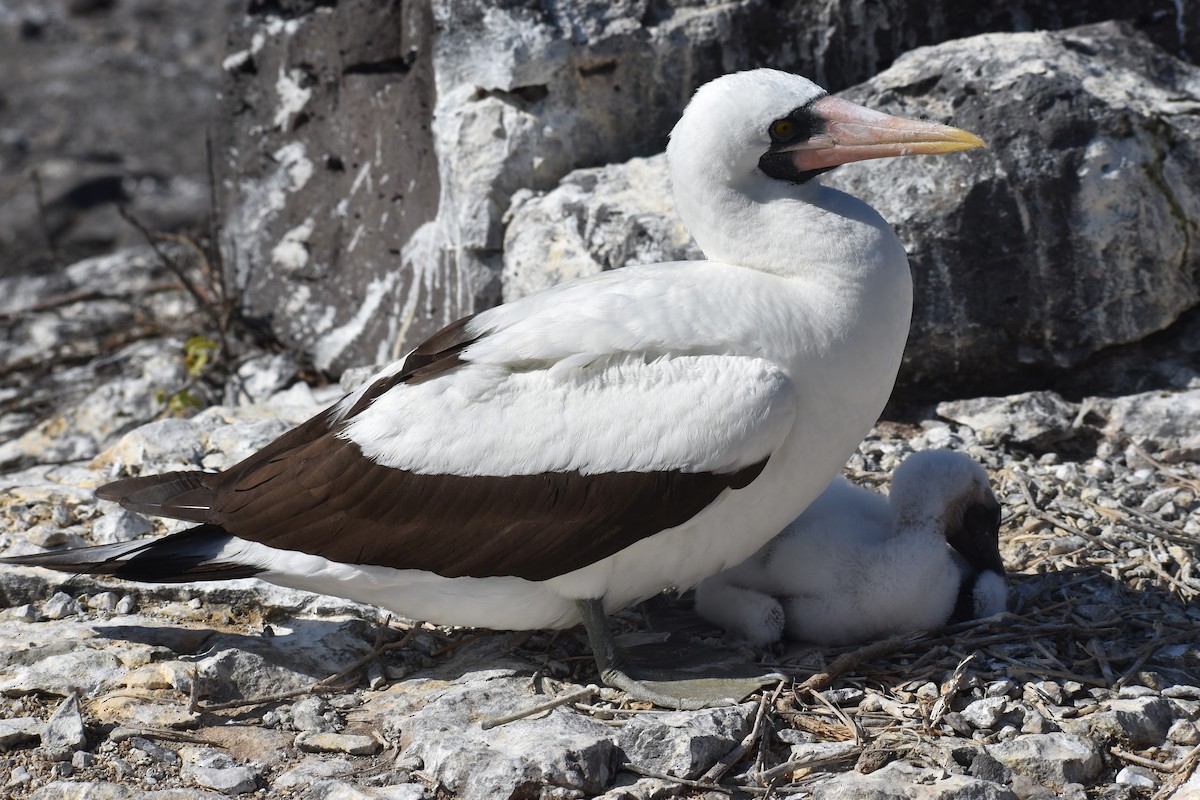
[{"x1": 208, "y1": 436, "x2": 767, "y2": 581}]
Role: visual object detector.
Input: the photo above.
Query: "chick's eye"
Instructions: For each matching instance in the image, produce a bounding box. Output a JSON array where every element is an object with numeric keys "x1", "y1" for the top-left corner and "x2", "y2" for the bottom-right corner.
[{"x1": 769, "y1": 119, "x2": 796, "y2": 141}]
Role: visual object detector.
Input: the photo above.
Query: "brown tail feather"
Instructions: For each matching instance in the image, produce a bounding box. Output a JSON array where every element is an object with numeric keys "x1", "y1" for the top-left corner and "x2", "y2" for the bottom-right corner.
[
  {"x1": 95, "y1": 471, "x2": 216, "y2": 523},
  {"x1": 0, "y1": 525, "x2": 262, "y2": 582}
]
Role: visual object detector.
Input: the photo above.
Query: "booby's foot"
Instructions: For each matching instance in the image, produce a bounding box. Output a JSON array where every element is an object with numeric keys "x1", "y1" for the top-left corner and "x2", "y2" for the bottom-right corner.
[{"x1": 577, "y1": 598, "x2": 784, "y2": 710}]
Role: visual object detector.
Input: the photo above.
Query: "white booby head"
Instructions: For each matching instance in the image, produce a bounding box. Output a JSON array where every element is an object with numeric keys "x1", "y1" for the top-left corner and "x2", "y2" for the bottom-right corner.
[
  {"x1": 694, "y1": 449, "x2": 1008, "y2": 648},
  {"x1": 668, "y1": 70, "x2": 984, "y2": 270},
  {"x1": 3, "y1": 70, "x2": 986, "y2": 706}
]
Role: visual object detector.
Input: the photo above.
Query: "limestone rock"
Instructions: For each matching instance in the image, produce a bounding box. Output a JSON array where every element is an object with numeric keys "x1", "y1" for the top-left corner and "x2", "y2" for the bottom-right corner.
[
  {"x1": 617, "y1": 703, "x2": 756, "y2": 779},
  {"x1": 986, "y1": 733, "x2": 1103, "y2": 787},
  {"x1": 42, "y1": 693, "x2": 88, "y2": 759},
  {"x1": 388, "y1": 676, "x2": 618, "y2": 800},
  {"x1": 29, "y1": 783, "x2": 227, "y2": 800},
  {"x1": 825, "y1": 22, "x2": 1200, "y2": 395},
  {"x1": 1087, "y1": 696, "x2": 1176, "y2": 748},
  {"x1": 0, "y1": 717, "x2": 43, "y2": 750},
  {"x1": 1097, "y1": 388, "x2": 1200, "y2": 463},
  {"x1": 936, "y1": 392, "x2": 1080, "y2": 449},
  {"x1": 502, "y1": 157, "x2": 702, "y2": 302},
  {"x1": 812, "y1": 760, "x2": 1019, "y2": 799},
  {"x1": 180, "y1": 748, "x2": 261, "y2": 796}
]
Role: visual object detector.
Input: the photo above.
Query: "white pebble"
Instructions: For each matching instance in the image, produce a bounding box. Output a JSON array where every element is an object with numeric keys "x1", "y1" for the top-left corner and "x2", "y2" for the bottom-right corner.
[{"x1": 1115, "y1": 766, "x2": 1156, "y2": 788}]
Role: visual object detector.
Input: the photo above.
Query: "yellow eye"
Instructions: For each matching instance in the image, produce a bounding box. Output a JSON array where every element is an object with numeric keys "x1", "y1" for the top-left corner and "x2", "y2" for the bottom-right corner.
[{"x1": 770, "y1": 119, "x2": 795, "y2": 141}]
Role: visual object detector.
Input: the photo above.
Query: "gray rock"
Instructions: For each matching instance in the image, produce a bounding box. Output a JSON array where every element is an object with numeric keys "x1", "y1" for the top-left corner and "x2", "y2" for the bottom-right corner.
[
  {"x1": 42, "y1": 693, "x2": 87, "y2": 758},
  {"x1": 193, "y1": 619, "x2": 376, "y2": 703},
  {"x1": 1088, "y1": 696, "x2": 1175, "y2": 747},
  {"x1": 1169, "y1": 720, "x2": 1200, "y2": 746},
  {"x1": 290, "y1": 697, "x2": 337, "y2": 733},
  {"x1": 1115, "y1": 767, "x2": 1156, "y2": 789},
  {"x1": 986, "y1": 733, "x2": 1103, "y2": 787},
  {"x1": 827, "y1": 22, "x2": 1200, "y2": 395},
  {"x1": 0, "y1": 717, "x2": 43, "y2": 750},
  {"x1": 272, "y1": 757, "x2": 358, "y2": 791},
  {"x1": 294, "y1": 732, "x2": 381, "y2": 756},
  {"x1": 0, "y1": 646, "x2": 125, "y2": 697},
  {"x1": 618, "y1": 703, "x2": 756, "y2": 779},
  {"x1": 300, "y1": 781, "x2": 428, "y2": 800},
  {"x1": 386, "y1": 676, "x2": 618, "y2": 800},
  {"x1": 91, "y1": 511, "x2": 155, "y2": 546},
  {"x1": 1097, "y1": 388, "x2": 1200, "y2": 462},
  {"x1": 813, "y1": 760, "x2": 1019, "y2": 799},
  {"x1": 86, "y1": 592, "x2": 121, "y2": 612},
  {"x1": 960, "y1": 697, "x2": 1009, "y2": 730},
  {"x1": 29, "y1": 781, "x2": 228, "y2": 799},
  {"x1": 42, "y1": 592, "x2": 84, "y2": 621},
  {"x1": 181, "y1": 749, "x2": 260, "y2": 796},
  {"x1": 936, "y1": 393, "x2": 1080, "y2": 449},
  {"x1": 503, "y1": 157, "x2": 702, "y2": 302},
  {"x1": 128, "y1": 737, "x2": 181, "y2": 766}
]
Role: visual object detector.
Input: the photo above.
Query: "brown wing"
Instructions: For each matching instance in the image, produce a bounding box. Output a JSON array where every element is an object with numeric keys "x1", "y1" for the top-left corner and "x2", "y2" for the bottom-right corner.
[{"x1": 208, "y1": 434, "x2": 766, "y2": 582}]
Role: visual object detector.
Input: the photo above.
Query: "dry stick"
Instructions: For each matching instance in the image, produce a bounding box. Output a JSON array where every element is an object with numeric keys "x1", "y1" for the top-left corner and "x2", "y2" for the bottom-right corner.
[
  {"x1": 752, "y1": 745, "x2": 864, "y2": 785},
  {"x1": 116, "y1": 205, "x2": 223, "y2": 333},
  {"x1": 478, "y1": 684, "x2": 600, "y2": 730},
  {"x1": 1152, "y1": 742, "x2": 1200, "y2": 800},
  {"x1": 619, "y1": 763, "x2": 745, "y2": 795},
  {"x1": 1112, "y1": 625, "x2": 1163, "y2": 690},
  {"x1": 792, "y1": 633, "x2": 922, "y2": 695},
  {"x1": 1111, "y1": 747, "x2": 1176, "y2": 772},
  {"x1": 701, "y1": 681, "x2": 786, "y2": 785},
  {"x1": 198, "y1": 623, "x2": 423, "y2": 713}
]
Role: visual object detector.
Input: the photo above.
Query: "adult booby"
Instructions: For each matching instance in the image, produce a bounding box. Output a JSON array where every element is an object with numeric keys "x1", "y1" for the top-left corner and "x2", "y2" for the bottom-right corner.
[
  {"x1": 695, "y1": 449, "x2": 1009, "y2": 647},
  {"x1": 2, "y1": 69, "x2": 985, "y2": 707}
]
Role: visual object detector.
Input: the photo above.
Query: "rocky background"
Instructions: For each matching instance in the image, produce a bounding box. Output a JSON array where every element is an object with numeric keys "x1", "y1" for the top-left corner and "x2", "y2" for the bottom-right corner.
[{"x1": 3, "y1": 0, "x2": 1200, "y2": 798}]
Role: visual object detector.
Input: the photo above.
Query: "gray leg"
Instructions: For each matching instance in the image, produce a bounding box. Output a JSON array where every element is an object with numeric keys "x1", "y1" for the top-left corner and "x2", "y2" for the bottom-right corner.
[{"x1": 576, "y1": 598, "x2": 784, "y2": 710}]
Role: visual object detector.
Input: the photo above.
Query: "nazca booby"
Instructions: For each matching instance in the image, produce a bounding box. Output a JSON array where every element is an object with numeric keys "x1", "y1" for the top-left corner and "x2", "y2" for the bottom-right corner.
[
  {"x1": 695, "y1": 449, "x2": 1009, "y2": 647},
  {"x1": 2, "y1": 69, "x2": 985, "y2": 708}
]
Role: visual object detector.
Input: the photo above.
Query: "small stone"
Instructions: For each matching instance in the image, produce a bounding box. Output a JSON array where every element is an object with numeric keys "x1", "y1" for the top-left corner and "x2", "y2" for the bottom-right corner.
[
  {"x1": 1115, "y1": 766, "x2": 1156, "y2": 788},
  {"x1": 183, "y1": 755, "x2": 261, "y2": 795},
  {"x1": 961, "y1": 697, "x2": 1008, "y2": 729},
  {"x1": 291, "y1": 697, "x2": 336, "y2": 733},
  {"x1": 86, "y1": 591, "x2": 121, "y2": 611},
  {"x1": 985, "y1": 680, "x2": 1016, "y2": 698},
  {"x1": 72, "y1": 750, "x2": 94, "y2": 770},
  {"x1": 824, "y1": 688, "x2": 865, "y2": 706},
  {"x1": 1169, "y1": 720, "x2": 1200, "y2": 746},
  {"x1": 90, "y1": 508, "x2": 154, "y2": 544},
  {"x1": 8, "y1": 604, "x2": 40, "y2": 622},
  {"x1": 295, "y1": 731, "x2": 381, "y2": 756},
  {"x1": 0, "y1": 717, "x2": 43, "y2": 750},
  {"x1": 1117, "y1": 685, "x2": 1158, "y2": 698},
  {"x1": 128, "y1": 736, "x2": 180, "y2": 765},
  {"x1": 42, "y1": 693, "x2": 87, "y2": 756},
  {"x1": 42, "y1": 591, "x2": 83, "y2": 620},
  {"x1": 6, "y1": 766, "x2": 31, "y2": 787},
  {"x1": 50, "y1": 761, "x2": 72, "y2": 779},
  {"x1": 115, "y1": 595, "x2": 138, "y2": 614}
]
